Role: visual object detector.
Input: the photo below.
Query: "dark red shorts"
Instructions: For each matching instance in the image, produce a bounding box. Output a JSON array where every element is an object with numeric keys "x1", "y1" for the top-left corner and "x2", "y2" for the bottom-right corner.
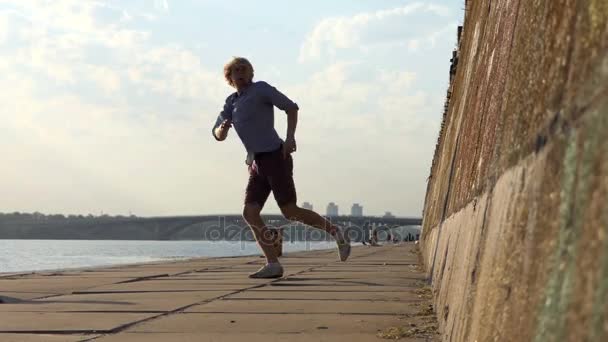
[{"x1": 245, "y1": 147, "x2": 297, "y2": 208}]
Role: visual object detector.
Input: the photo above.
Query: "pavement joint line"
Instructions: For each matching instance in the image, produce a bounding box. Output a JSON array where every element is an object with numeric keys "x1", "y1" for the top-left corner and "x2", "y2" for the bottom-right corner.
[
  {"x1": 272, "y1": 277, "x2": 423, "y2": 284},
  {"x1": 1, "y1": 265, "x2": 277, "y2": 337},
  {"x1": 1, "y1": 310, "x2": 169, "y2": 314},
  {"x1": 0, "y1": 246, "x2": 429, "y2": 339},
  {"x1": 0, "y1": 330, "x2": 108, "y2": 335},
  {"x1": 268, "y1": 283, "x2": 398, "y2": 287},
  {"x1": 68, "y1": 264, "x2": 254, "y2": 296},
  {"x1": 91, "y1": 273, "x2": 288, "y2": 338},
  {"x1": 0, "y1": 272, "x2": 36, "y2": 279},
  {"x1": 249, "y1": 289, "x2": 420, "y2": 292},
  {"x1": 282, "y1": 276, "x2": 424, "y2": 281},
  {"x1": 188, "y1": 266, "x2": 227, "y2": 274},
  {"x1": 0, "y1": 291, "x2": 60, "y2": 294},
  {"x1": 182, "y1": 311, "x2": 410, "y2": 316},
  {"x1": 114, "y1": 274, "x2": 170, "y2": 284},
  {"x1": 321, "y1": 263, "x2": 418, "y2": 266},
  {"x1": 71, "y1": 263, "x2": 292, "y2": 342},
  {"x1": 29, "y1": 293, "x2": 72, "y2": 301},
  {"x1": 219, "y1": 298, "x2": 425, "y2": 302},
  {"x1": 71, "y1": 290, "x2": 239, "y2": 294},
  {"x1": 308, "y1": 268, "x2": 418, "y2": 272}
]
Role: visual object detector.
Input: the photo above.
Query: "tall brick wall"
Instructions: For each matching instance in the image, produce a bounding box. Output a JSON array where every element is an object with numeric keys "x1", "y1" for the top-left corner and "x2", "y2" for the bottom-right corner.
[{"x1": 420, "y1": 0, "x2": 607, "y2": 341}]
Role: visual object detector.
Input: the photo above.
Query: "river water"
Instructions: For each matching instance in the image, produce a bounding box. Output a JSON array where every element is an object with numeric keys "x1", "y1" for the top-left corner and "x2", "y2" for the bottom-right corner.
[{"x1": 0, "y1": 239, "x2": 337, "y2": 273}]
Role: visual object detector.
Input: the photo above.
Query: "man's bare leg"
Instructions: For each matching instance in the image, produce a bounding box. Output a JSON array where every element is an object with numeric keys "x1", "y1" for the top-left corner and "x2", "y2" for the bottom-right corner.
[
  {"x1": 279, "y1": 203, "x2": 345, "y2": 242},
  {"x1": 242, "y1": 203, "x2": 279, "y2": 264}
]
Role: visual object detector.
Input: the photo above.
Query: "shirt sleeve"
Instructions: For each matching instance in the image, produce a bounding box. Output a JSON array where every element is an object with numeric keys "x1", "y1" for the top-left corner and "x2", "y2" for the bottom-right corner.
[
  {"x1": 260, "y1": 81, "x2": 299, "y2": 112},
  {"x1": 212, "y1": 94, "x2": 235, "y2": 141}
]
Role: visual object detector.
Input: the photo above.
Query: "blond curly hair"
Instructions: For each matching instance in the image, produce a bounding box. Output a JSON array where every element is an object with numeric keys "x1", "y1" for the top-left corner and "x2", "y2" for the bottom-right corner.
[{"x1": 223, "y1": 57, "x2": 254, "y2": 87}]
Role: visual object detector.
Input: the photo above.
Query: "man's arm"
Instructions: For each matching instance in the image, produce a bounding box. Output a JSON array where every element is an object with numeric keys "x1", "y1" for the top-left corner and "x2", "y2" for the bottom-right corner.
[
  {"x1": 212, "y1": 94, "x2": 235, "y2": 141},
  {"x1": 213, "y1": 119, "x2": 232, "y2": 141},
  {"x1": 259, "y1": 82, "x2": 299, "y2": 158},
  {"x1": 283, "y1": 109, "x2": 298, "y2": 158}
]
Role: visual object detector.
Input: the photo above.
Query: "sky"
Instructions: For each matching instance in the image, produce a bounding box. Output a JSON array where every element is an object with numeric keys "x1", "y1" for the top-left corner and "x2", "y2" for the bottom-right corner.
[{"x1": 0, "y1": 0, "x2": 463, "y2": 217}]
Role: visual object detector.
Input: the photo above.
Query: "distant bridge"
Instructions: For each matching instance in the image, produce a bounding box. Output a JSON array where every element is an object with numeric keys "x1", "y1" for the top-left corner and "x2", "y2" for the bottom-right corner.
[
  {"x1": 1, "y1": 214, "x2": 422, "y2": 241},
  {"x1": 90, "y1": 214, "x2": 423, "y2": 241},
  {"x1": 130, "y1": 214, "x2": 421, "y2": 226}
]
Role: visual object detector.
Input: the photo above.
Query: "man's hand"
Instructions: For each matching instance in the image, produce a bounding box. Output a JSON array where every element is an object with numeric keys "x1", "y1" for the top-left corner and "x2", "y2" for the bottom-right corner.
[
  {"x1": 282, "y1": 136, "x2": 296, "y2": 159},
  {"x1": 220, "y1": 118, "x2": 232, "y2": 130},
  {"x1": 214, "y1": 119, "x2": 232, "y2": 141}
]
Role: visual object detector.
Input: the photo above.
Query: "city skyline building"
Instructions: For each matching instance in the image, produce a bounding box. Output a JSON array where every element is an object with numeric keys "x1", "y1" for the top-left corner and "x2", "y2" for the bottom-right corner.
[
  {"x1": 351, "y1": 203, "x2": 363, "y2": 217},
  {"x1": 326, "y1": 202, "x2": 339, "y2": 217},
  {"x1": 383, "y1": 211, "x2": 395, "y2": 218}
]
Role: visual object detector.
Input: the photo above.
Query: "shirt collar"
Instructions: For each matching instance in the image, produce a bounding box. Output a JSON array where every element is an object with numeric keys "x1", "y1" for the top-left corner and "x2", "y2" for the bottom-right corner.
[{"x1": 236, "y1": 82, "x2": 253, "y2": 97}]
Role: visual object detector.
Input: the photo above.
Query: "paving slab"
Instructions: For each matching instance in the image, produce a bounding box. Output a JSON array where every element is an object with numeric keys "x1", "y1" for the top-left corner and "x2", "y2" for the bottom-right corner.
[
  {"x1": 128, "y1": 256, "x2": 258, "y2": 268},
  {"x1": 0, "y1": 312, "x2": 154, "y2": 333},
  {"x1": 128, "y1": 258, "x2": 259, "y2": 268},
  {"x1": 0, "y1": 273, "x2": 33, "y2": 278},
  {"x1": 76, "y1": 280, "x2": 258, "y2": 293},
  {"x1": 0, "y1": 334, "x2": 98, "y2": 342},
  {"x1": 0, "y1": 245, "x2": 438, "y2": 340},
  {"x1": 251, "y1": 284, "x2": 422, "y2": 292},
  {"x1": 185, "y1": 299, "x2": 417, "y2": 315},
  {"x1": 292, "y1": 271, "x2": 422, "y2": 278},
  {"x1": 125, "y1": 312, "x2": 423, "y2": 334},
  {"x1": 224, "y1": 290, "x2": 422, "y2": 302},
  {"x1": 264, "y1": 279, "x2": 422, "y2": 287},
  {"x1": 0, "y1": 291, "x2": 231, "y2": 313},
  {"x1": 95, "y1": 332, "x2": 427, "y2": 341},
  {"x1": 248, "y1": 260, "x2": 335, "y2": 267},
  {"x1": 0, "y1": 277, "x2": 133, "y2": 294},
  {"x1": 148, "y1": 276, "x2": 273, "y2": 285},
  {"x1": 180, "y1": 266, "x2": 266, "y2": 272},
  {"x1": 1, "y1": 292, "x2": 58, "y2": 301},
  {"x1": 285, "y1": 272, "x2": 426, "y2": 280},
  {"x1": 168, "y1": 268, "x2": 314, "y2": 278},
  {"x1": 175, "y1": 270, "x2": 418, "y2": 283},
  {"x1": 12, "y1": 270, "x2": 174, "y2": 279},
  {"x1": 177, "y1": 269, "x2": 311, "y2": 278},
  {"x1": 311, "y1": 266, "x2": 419, "y2": 272},
  {"x1": 274, "y1": 278, "x2": 425, "y2": 287}
]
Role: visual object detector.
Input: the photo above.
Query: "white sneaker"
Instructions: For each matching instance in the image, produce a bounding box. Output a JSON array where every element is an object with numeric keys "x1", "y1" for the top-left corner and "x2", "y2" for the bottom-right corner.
[
  {"x1": 334, "y1": 228, "x2": 351, "y2": 262},
  {"x1": 248, "y1": 263, "x2": 284, "y2": 279}
]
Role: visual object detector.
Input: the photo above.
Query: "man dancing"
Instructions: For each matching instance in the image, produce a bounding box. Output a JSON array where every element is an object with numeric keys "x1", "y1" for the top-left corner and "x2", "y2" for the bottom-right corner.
[{"x1": 212, "y1": 57, "x2": 350, "y2": 278}]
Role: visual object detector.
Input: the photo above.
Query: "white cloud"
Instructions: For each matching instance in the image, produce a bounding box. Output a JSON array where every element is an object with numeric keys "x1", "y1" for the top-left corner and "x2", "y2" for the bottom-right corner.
[
  {"x1": 119, "y1": 9, "x2": 132, "y2": 22},
  {"x1": 154, "y1": 0, "x2": 169, "y2": 12},
  {"x1": 0, "y1": 14, "x2": 8, "y2": 43},
  {"x1": 379, "y1": 70, "x2": 416, "y2": 91},
  {"x1": 285, "y1": 61, "x2": 435, "y2": 145},
  {"x1": 1, "y1": 0, "x2": 222, "y2": 101},
  {"x1": 0, "y1": 1, "x2": 456, "y2": 216},
  {"x1": 298, "y1": 2, "x2": 451, "y2": 62},
  {"x1": 405, "y1": 21, "x2": 459, "y2": 53},
  {"x1": 0, "y1": 0, "x2": 235, "y2": 215},
  {"x1": 115, "y1": 45, "x2": 228, "y2": 109},
  {"x1": 88, "y1": 65, "x2": 121, "y2": 93},
  {"x1": 275, "y1": 59, "x2": 442, "y2": 216},
  {"x1": 427, "y1": 4, "x2": 451, "y2": 17},
  {"x1": 408, "y1": 39, "x2": 420, "y2": 52},
  {"x1": 431, "y1": 23, "x2": 458, "y2": 47}
]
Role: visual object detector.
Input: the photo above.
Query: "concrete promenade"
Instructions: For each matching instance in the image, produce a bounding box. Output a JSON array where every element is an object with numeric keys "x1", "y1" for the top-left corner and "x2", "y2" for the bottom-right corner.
[{"x1": 0, "y1": 244, "x2": 437, "y2": 341}]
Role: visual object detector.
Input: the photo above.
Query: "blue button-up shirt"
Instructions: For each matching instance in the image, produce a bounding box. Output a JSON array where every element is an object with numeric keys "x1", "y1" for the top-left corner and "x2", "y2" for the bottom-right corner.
[{"x1": 212, "y1": 81, "x2": 299, "y2": 156}]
